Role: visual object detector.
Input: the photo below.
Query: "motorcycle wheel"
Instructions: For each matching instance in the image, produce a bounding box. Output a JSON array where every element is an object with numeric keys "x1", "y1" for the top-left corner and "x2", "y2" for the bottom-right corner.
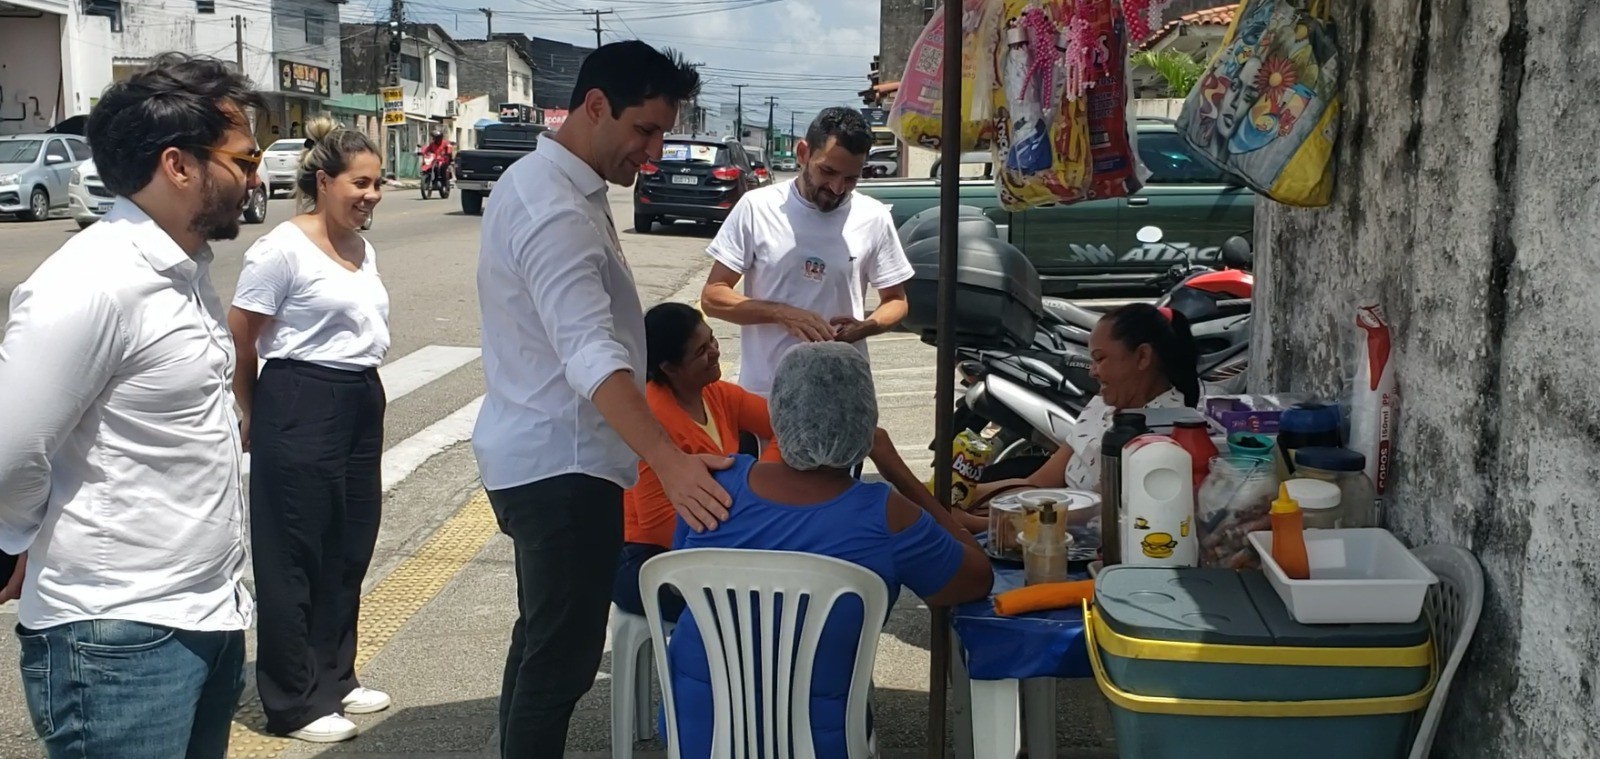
[
  {"x1": 440, "y1": 182, "x2": 451, "y2": 200},
  {"x1": 420, "y1": 181, "x2": 432, "y2": 200}
]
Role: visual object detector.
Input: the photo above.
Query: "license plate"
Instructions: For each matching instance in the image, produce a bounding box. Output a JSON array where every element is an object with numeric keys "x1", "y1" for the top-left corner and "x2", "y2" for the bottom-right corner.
[
  {"x1": 486, "y1": 181, "x2": 496, "y2": 191},
  {"x1": 671, "y1": 175, "x2": 698, "y2": 185},
  {"x1": 96, "y1": 201, "x2": 113, "y2": 213}
]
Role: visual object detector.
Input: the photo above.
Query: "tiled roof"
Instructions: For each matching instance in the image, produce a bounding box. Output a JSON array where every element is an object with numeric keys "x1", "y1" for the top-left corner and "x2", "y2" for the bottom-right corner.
[{"x1": 1138, "y1": 4, "x2": 1237, "y2": 51}]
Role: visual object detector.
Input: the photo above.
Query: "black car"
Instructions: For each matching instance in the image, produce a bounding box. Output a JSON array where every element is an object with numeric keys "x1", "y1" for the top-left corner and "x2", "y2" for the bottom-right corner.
[{"x1": 633, "y1": 137, "x2": 761, "y2": 233}]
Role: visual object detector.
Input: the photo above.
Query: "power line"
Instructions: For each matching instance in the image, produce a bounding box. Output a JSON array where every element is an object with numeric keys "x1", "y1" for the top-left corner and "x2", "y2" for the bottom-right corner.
[{"x1": 580, "y1": 8, "x2": 612, "y2": 48}]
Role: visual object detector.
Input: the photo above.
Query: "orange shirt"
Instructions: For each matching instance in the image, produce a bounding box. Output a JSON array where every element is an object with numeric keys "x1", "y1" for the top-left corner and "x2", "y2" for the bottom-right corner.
[{"x1": 624, "y1": 381, "x2": 778, "y2": 548}]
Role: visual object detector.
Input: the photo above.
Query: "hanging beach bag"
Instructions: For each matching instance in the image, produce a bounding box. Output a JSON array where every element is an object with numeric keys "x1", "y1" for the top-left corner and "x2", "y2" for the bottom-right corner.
[{"x1": 1176, "y1": 0, "x2": 1340, "y2": 207}]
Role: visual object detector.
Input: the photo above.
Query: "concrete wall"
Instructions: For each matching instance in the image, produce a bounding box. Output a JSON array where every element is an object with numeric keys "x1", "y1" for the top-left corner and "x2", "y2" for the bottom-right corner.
[
  {"x1": 878, "y1": 0, "x2": 930, "y2": 84},
  {"x1": 270, "y1": 0, "x2": 342, "y2": 85},
  {"x1": 115, "y1": 0, "x2": 274, "y2": 91},
  {"x1": 0, "y1": 16, "x2": 65, "y2": 136},
  {"x1": 1250, "y1": 1, "x2": 1600, "y2": 756},
  {"x1": 457, "y1": 40, "x2": 534, "y2": 109}
]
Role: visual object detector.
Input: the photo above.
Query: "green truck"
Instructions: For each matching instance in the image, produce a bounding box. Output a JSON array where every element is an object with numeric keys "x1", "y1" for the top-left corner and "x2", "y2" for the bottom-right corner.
[{"x1": 857, "y1": 120, "x2": 1255, "y2": 298}]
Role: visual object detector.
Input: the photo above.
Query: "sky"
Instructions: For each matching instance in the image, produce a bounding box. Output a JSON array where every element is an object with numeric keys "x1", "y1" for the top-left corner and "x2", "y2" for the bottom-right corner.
[{"x1": 348, "y1": 0, "x2": 880, "y2": 138}]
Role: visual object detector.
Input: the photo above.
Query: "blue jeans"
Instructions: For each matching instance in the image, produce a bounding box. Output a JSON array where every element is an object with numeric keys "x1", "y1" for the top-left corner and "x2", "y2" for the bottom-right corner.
[{"x1": 16, "y1": 620, "x2": 246, "y2": 759}]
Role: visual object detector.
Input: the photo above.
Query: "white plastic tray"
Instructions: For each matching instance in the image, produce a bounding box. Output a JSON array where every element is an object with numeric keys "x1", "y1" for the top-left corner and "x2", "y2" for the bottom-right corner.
[{"x1": 1246, "y1": 528, "x2": 1438, "y2": 624}]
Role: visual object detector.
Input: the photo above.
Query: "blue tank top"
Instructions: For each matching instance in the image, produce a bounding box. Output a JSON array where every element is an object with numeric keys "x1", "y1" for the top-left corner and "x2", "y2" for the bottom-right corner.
[{"x1": 664, "y1": 455, "x2": 966, "y2": 757}]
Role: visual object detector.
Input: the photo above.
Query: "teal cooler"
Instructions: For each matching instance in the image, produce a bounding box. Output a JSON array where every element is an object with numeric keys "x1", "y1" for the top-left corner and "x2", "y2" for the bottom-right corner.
[{"x1": 1087, "y1": 567, "x2": 1434, "y2": 759}]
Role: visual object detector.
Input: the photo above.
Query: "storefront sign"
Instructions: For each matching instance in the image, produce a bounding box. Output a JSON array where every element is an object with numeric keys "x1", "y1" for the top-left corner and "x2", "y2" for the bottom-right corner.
[
  {"x1": 860, "y1": 106, "x2": 889, "y2": 127},
  {"x1": 381, "y1": 86, "x2": 405, "y2": 126},
  {"x1": 499, "y1": 103, "x2": 537, "y2": 124},
  {"x1": 278, "y1": 60, "x2": 331, "y2": 97},
  {"x1": 544, "y1": 109, "x2": 568, "y2": 130}
]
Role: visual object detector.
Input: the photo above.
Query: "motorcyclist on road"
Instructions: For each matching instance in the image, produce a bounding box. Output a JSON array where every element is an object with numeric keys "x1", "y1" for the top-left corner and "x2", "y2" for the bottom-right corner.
[{"x1": 420, "y1": 129, "x2": 452, "y2": 182}]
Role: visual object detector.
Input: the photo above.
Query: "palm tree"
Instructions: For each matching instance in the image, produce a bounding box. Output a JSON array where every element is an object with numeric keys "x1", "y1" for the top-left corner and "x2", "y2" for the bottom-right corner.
[{"x1": 1131, "y1": 49, "x2": 1206, "y2": 99}]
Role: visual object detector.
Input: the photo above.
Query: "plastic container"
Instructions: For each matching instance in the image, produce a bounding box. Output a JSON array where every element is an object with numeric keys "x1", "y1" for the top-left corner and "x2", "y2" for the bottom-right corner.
[
  {"x1": 1285, "y1": 478, "x2": 1343, "y2": 529},
  {"x1": 987, "y1": 488, "x2": 1099, "y2": 562},
  {"x1": 1089, "y1": 566, "x2": 1434, "y2": 759},
  {"x1": 1275, "y1": 403, "x2": 1343, "y2": 480},
  {"x1": 1021, "y1": 504, "x2": 1072, "y2": 585},
  {"x1": 1195, "y1": 455, "x2": 1277, "y2": 569},
  {"x1": 1294, "y1": 447, "x2": 1379, "y2": 528},
  {"x1": 1171, "y1": 420, "x2": 1219, "y2": 491},
  {"x1": 1246, "y1": 528, "x2": 1440, "y2": 624},
  {"x1": 1268, "y1": 483, "x2": 1311, "y2": 580},
  {"x1": 1226, "y1": 431, "x2": 1275, "y2": 461},
  {"x1": 1120, "y1": 435, "x2": 1197, "y2": 567}
]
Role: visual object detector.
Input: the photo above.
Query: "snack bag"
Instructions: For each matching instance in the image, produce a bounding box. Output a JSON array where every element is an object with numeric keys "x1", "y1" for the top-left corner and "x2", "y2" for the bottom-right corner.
[
  {"x1": 888, "y1": 0, "x2": 1002, "y2": 152},
  {"x1": 926, "y1": 429, "x2": 995, "y2": 510},
  {"x1": 1176, "y1": 0, "x2": 1340, "y2": 206},
  {"x1": 991, "y1": 0, "x2": 1093, "y2": 211},
  {"x1": 1082, "y1": 7, "x2": 1145, "y2": 199}
]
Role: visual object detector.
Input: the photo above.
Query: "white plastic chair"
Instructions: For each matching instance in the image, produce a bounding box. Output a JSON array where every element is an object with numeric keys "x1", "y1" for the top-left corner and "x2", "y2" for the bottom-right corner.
[
  {"x1": 1407, "y1": 544, "x2": 1484, "y2": 759},
  {"x1": 639, "y1": 548, "x2": 890, "y2": 759},
  {"x1": 610, "y1": 605, "x2": 675, "y2": 757}
]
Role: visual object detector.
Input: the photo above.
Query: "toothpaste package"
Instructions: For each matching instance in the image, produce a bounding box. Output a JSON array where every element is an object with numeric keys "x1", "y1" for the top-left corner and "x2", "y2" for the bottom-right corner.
[{"x1": 1348, "y1": 302, "x2": 1398, "y2": 523}]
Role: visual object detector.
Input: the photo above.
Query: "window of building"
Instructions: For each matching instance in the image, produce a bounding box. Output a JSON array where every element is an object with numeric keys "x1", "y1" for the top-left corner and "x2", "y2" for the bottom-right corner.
[
  {"x1": 522, "y1": 73, "x2": 531, "y2": 96},
  {"x1": 435, "y1": 60, "x2": 451, "y2": 89},
  {"x1": 400, "y1": 53, "x2": 423, "y2": 82},
  {"x1": 196, "y1": 0, "x2": 215, "y2": 13},
  {"x1": 304, "y1": 9, "x2": 325, "y2": 44}
]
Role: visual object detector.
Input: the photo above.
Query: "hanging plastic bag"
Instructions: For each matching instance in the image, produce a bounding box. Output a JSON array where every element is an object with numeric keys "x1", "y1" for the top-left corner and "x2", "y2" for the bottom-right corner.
[
  {"x1": 992, "y1": 0, "x2": 1092, "y2": 211},
  {"x1": 888, "y1": 0, "x2": 1002, "y2": 152},
  {"x1": 1176, "y1": 0, "x2": 1340, "y2": 206},
  {"x1": 1081, "y1": 0, "x2": 1144, "y2": 199}
]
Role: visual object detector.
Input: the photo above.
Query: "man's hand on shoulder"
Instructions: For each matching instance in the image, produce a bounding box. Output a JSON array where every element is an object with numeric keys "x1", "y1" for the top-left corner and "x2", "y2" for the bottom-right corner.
[{"x1": 654, "y1": 450, "x2": 734, "y2": 533}]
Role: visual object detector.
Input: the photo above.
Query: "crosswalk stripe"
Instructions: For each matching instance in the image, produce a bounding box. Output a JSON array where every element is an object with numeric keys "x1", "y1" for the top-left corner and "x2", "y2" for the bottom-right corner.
[{"x1": 381, "y1": 395, "x2": 483, "y2": 492}]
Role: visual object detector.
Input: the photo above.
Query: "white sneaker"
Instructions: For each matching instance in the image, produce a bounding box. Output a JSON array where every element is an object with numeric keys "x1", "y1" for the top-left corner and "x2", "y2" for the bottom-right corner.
[
  {"x1": 288, "y1": 714, "x2": 358, "y2": 743},
  {"x1": 342, "y1": 686, "x2": 393, "y2": 714}
]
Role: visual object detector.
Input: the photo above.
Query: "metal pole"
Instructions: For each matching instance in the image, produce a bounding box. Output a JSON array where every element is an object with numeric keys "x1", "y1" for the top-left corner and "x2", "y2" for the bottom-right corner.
[
  {"x1": 732, "y1": 83, "x2": 747, "y2": 143},
  {"x1": 764, "y1": 96, "x2": 777, "y2": 159},
  {"x1": 582, "y1": 9, "x2": 613, "y2": 48},
  {"x1": 479, "y1": 7, "x2": 492, "y2": 37},
  {"x1": 927, "y1": 0, "x2": 963, "y2": 752},
  {"x1": 233, "y1": 15, "x2": 244, "y2": 71}
]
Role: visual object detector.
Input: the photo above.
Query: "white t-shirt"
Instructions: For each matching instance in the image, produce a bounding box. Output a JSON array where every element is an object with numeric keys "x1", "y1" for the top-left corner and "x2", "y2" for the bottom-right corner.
[
  {"x1": 707, "y1": 179, "x2": 914, "y2": 396},
  {"x1": 233, "y1": 221, "x2": 391, "y2": 371},
  {"x1": 1063, "y1": 388, "x2": 1189, "y2": 491}
]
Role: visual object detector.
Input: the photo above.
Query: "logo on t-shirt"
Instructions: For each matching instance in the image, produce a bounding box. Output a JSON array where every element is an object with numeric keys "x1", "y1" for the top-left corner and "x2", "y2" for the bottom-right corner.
[{"x1": 802, "y1": 256, "x2": 826, "y2": 282}]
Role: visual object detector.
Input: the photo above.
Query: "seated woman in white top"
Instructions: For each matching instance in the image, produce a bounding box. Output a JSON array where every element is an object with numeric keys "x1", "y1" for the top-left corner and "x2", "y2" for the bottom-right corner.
[
  {"x1": 977, "y1": 302, "x2": 1202, "y2": 498},
  {"x1": 228, "y1": 116, "x2": 392, "y2": 745}
]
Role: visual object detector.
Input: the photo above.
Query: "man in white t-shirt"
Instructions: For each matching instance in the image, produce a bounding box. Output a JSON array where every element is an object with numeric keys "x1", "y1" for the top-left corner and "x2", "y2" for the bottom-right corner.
[{"x1": 701, "y1": 107, "x2": 913, "y2": 398}]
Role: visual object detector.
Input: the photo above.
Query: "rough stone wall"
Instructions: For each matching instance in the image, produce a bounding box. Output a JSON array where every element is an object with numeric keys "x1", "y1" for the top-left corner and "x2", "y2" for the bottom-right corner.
[
  {"x1": 880, "y1": 0, "x2": 932, "y2": 84},
  {"x1": 1250, "y1": 1, "x2": 1600, "y2": 756}
]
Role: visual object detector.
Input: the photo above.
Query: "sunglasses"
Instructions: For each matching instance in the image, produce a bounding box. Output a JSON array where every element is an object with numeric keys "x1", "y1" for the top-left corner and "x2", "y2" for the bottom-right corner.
[{"x1": 188, "y1": 145, "x2": 263, "y2": 176}]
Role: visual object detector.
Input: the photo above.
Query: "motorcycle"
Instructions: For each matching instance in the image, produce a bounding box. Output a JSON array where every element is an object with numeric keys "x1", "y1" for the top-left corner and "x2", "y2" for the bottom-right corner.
[
  {"x1": 418, "y1": 149, "x2": 453, "y2": 200},
  {"x1": 914, "y1": 222, "x2": 1255, "y2": 472}
]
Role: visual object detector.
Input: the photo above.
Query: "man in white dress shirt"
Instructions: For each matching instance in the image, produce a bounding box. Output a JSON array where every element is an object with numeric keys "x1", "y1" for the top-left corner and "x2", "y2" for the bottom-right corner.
[
  {"x1": 0, "y1": 54, "x2": 266, "y2": 759},
  {"x1": 700, "y1": 106, "x2": 915, "y2": 400},
  {"x1": 473, "y1": 41, "x2": 729, "y2": 757}
]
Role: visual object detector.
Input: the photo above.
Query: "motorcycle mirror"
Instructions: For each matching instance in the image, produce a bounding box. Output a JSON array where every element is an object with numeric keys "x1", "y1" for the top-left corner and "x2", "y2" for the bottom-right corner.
[
  {"x1": 1221, "y1": 236, "x2": 1254, "y2": 269},
  {"x1": 1136, "y1": 225, "x2": 1164, "y2": 244}
]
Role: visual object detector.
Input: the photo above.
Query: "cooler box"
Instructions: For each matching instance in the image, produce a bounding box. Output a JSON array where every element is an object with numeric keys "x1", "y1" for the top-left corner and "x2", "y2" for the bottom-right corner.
[{"x1": 1088, "y1": 566, "x2": 1433, "y2": 759}]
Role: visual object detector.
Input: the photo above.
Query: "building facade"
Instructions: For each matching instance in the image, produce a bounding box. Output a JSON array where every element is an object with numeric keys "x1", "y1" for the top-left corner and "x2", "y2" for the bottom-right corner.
[
  {"x1": 456, "y1": 38, "x2": 536, "y2": 114},
  {"x1": 340, "y1": 21, "x2": 460, "y2": 178},
  {"x1": 0, "y1": 0, "x2": 115, "y2": 137},
  {"x1": 263, "y1": 0, "x2": 343, "y2": 144}
]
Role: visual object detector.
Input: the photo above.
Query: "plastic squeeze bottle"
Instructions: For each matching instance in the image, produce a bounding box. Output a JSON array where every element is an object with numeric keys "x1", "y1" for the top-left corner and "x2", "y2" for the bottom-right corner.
[{"x1": 1269, "y1": 483, "x2": 1311, "y2": 580}]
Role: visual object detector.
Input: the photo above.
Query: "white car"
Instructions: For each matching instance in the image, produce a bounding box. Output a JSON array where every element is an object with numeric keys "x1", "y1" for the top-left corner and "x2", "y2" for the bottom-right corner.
[
  {"x1": 262, "y1": 138, "x2": 304, "y2": 197},
  {"x1": 70, "y1": 157, "x2": 269, "y2": 229}
]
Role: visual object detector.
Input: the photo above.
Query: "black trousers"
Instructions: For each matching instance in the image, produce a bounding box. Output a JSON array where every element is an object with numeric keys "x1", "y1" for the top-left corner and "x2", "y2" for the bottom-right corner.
[
  {"x1": 249, "y1": 359, "x2": 386, "y2": 735},
  {"x1": 487, "y1": 475, "x2": 623, "y2": 759}
]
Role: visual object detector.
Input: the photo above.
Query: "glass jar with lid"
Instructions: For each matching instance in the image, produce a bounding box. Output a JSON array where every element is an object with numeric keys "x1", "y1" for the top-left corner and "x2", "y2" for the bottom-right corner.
[
  {"x1": 1293, "y1": 447, "x2": 1378, "y2": 528},
  {"x1": 1285, "y1": 478, "x2": 1343, "y2": 529}
]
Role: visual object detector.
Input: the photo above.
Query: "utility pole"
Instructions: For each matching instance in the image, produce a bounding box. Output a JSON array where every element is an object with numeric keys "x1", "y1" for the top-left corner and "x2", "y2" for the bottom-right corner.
[
  {"x1": 383, "y1": 0, "x2": 403, "y2": 173},
  {"x1": 731, "y1": 83, "x2": 747, "y2": 144},
  {"x1": 233, "y1": 15, "x2": 244, "y2": 72},
  {"x1": 763, "y1": 95, "x2": 777, "y2": 159},
  {"x1": 479, "y1": 7, "x2": 492, "y2": 37},
  {"x1": 581, "y1": 9, "x2": 613, "y2": 48}
]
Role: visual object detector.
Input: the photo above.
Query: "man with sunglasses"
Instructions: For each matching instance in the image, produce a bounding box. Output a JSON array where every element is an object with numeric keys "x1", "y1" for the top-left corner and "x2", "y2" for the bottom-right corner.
[{"x1": 0, "y1": 53, "x2": 267, "y2": 759}]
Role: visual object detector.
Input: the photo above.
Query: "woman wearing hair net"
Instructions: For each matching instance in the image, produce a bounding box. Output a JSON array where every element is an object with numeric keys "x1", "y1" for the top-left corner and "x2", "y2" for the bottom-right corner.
[{"x1": 662, "y1": 342, "x2": 994, "y2": 757}]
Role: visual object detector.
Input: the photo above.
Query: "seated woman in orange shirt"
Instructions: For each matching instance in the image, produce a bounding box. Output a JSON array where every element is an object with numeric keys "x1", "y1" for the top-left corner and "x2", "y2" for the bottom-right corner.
[{"x1": 613, "y1": 303, "x2": 983, "y2": 619}]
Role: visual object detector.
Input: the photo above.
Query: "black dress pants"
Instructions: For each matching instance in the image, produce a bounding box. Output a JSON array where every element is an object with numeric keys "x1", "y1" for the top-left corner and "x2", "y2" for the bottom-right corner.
[
  {"x1": 249, "y1": 358, "x2": 386, "y2": 735},
  {"x1": 487, "y1": 475, "x2": 623, "y2": 758}
]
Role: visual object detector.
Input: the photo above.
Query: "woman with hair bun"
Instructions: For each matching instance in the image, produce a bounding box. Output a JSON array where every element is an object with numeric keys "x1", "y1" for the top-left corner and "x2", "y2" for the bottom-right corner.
[{"x1": 228, "y1": 114, "x2": 391, "y2": 744}]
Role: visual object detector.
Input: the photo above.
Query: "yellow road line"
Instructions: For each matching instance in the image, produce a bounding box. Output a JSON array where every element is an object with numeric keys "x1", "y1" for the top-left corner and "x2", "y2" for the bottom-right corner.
[{"x1": 226, "y1": 492, "x2": 500, "y2": 758}]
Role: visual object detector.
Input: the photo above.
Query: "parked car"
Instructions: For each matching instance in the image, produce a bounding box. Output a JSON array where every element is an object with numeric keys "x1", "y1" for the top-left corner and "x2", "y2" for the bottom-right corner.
[
  {"x1": 261, "y1": 138, "x2": 304, "y2": 197},
  {"x1": 70, "y1": 157, "x2": 268, "y2": 229},
  {"x1": 856, "y1": 120, "x2": 1254, "y2": 298},
  {"x1": 864, "y1": 145, "x2": 899, "y2": 178},
  {"x1": 752, "y1": 161, "x2": 772, "y2": 185},
  {"x1": 774, "y1": 155, "x2": 798, "y2": 172},
  {"x1": 456, "y1": 122, "x2": 547, "y2": 215},
  {"x1": 633, "y1": 136, "x2": 762, "y2": 233},
  {"x1": 0, "y1": 133, "x2": 91, "y2": 221}
]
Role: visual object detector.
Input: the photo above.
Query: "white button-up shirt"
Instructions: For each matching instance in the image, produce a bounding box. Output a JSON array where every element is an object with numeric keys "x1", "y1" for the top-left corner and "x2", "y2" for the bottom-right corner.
[
  {"x1": 473, "y1": 134, "x2": 647, "y2": 491},
  {"x1": 0, "y1": 198, "x2": 253, "y2": 632}
]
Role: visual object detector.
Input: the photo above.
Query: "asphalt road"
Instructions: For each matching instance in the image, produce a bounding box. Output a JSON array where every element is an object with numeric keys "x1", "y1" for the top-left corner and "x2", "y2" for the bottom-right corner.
[{"x1": 0, "y1": 174, "x2": 1116, "y2": 758}]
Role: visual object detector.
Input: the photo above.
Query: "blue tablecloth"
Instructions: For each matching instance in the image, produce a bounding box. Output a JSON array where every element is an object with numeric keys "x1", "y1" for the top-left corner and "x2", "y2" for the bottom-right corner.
[{"x1": 950, "y1": 542, "x2": 1094, "y2": 682}]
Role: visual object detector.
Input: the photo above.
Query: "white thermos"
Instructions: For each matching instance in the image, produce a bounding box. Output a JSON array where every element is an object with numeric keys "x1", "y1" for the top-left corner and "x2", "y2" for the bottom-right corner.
[{"x1": 1121, "y1": 434, "x2": 1198, "y2": 567}]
